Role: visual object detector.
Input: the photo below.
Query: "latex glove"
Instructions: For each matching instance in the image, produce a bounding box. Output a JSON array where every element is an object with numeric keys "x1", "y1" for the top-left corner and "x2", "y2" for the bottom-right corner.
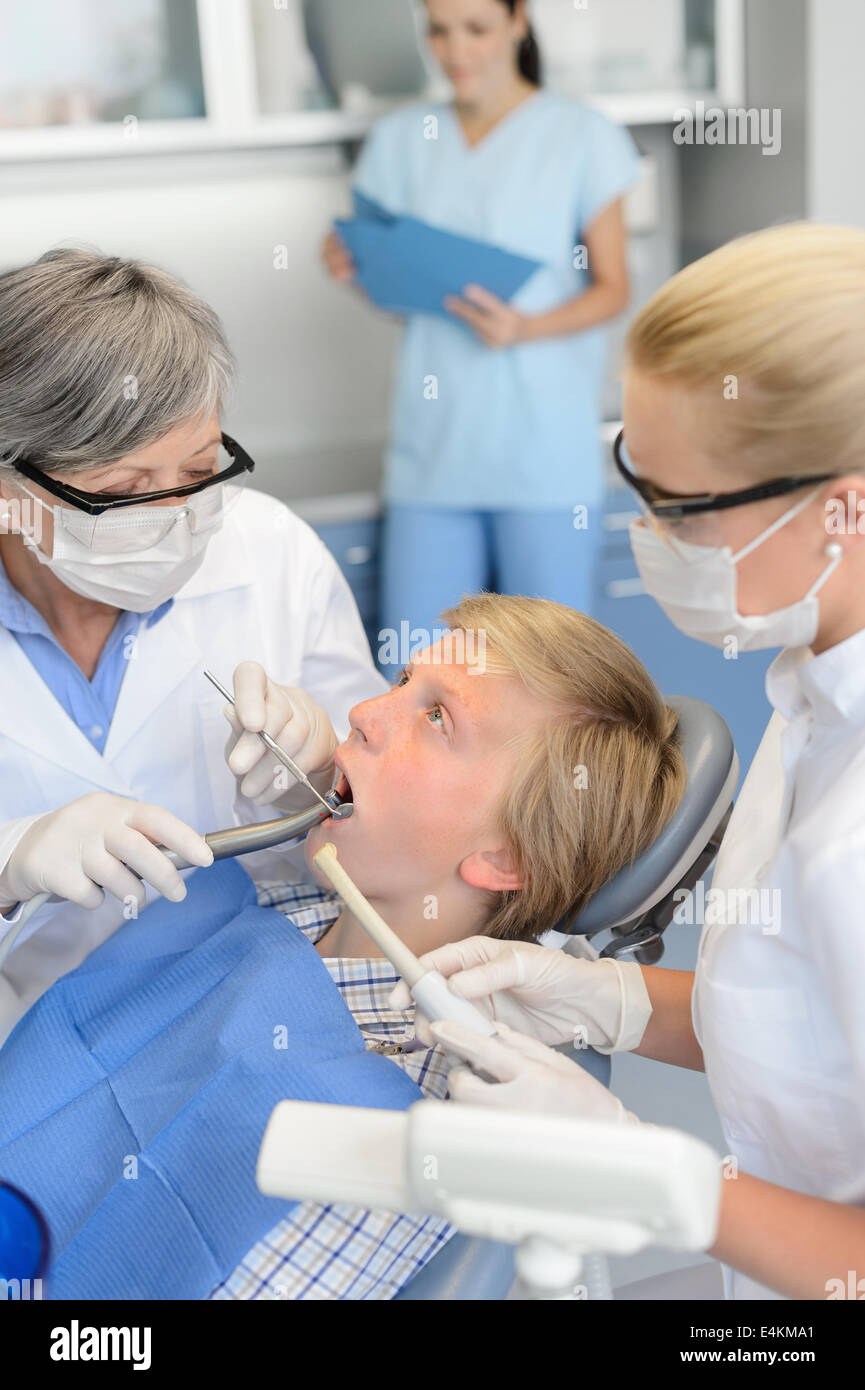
[
  {"x1": 223, "y1": 661, "x2": 339, "y2": 806},
  {"x1": 389, "y1": 937, "x2": 652, "y2": 1053},
  {"x1": 0, "y1": 792, "x2": 213, "y2": 912},
  {"x1": 430, "y1": 1019, "x2": 640, "y2": 1124}
]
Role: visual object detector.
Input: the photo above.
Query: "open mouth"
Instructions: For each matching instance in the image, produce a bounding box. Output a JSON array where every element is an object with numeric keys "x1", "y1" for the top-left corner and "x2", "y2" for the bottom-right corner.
[{"x1": 334, "y1": 767, "x2": 354, "y2": 806}]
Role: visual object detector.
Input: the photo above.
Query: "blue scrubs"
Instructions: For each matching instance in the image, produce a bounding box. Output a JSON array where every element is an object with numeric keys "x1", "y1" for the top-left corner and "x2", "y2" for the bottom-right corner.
[
  {"x1": 0, "y1": 563, "x2": 171, "y2": 754},
  {"x1": 353, "y1": 91, "x2": 640, "y2": 669}
]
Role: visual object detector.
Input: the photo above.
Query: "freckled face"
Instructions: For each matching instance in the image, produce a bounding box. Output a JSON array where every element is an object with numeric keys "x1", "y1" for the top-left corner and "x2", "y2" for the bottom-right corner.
[{"x1": 304, "y1": 635, "x2": 553, "y2": 903}]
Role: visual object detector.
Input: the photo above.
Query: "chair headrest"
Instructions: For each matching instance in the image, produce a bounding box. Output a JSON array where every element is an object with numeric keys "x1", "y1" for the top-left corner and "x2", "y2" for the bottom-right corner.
[{"x1": 563, "y1": 695, "x2": 738, "y2": 936}]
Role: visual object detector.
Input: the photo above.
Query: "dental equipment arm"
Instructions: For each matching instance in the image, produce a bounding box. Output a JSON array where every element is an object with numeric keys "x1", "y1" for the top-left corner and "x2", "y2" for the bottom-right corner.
[
  {"x1": 257, "y1": 1098, "x2": 722, "y2": 1298},
  {"x1": 313, "y1": 842, "x2": 496, "y2": 1037}
]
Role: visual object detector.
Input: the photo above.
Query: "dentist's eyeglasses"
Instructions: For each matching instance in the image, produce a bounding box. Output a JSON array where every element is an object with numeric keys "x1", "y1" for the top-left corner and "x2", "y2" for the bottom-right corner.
[
  {"x1": 613, "y1": 428, "x2": 835, "y2": 518},
  {"x1": 613, "y1": 428, "x2": 838, "y2": 551},
  {"x1": 11, "y1": 433, "x2": 255, "y2": 517}
]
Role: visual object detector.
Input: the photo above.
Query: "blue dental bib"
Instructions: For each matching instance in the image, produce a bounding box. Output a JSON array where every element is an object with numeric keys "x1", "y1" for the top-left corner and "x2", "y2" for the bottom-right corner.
[{"x1": 0, "y1": 861, "x2": 421, "y2": 1299}]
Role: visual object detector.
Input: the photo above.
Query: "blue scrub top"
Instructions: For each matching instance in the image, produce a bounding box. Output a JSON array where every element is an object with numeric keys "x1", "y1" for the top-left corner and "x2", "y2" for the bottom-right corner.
[
  {"x1": 353, "y1": 90, "x2": 641, "y2": 511},
  {"x1": 0, "y1": 561, "x2": 171, "y2": 755}
]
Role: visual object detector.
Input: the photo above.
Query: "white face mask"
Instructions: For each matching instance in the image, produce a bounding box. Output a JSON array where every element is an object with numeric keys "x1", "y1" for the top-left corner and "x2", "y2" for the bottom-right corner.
[
  {"x1": 629, "y1": 488, "x2": 843, "y2": 652},
  {"x1": 13, "y1": 484, "x2": 225, "y2": 612}
]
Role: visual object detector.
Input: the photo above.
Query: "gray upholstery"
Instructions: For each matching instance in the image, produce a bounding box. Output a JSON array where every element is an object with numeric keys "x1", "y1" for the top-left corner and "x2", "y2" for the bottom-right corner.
[
  {"x1": 394, "y1": 1233, "x2": 516, "y2": 1302},
  {"x1": 566, "y1": 695, "x2": 737, "y2": 935}
]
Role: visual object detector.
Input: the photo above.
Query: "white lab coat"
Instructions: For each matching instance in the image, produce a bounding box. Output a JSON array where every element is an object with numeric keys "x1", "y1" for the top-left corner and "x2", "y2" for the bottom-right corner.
[
  {"x1": 0, "y1": 487, "x2": 387, "y2": 1041},
  {"x1": 692, "y1": 625, "x2": 865, "y2": 1299}
]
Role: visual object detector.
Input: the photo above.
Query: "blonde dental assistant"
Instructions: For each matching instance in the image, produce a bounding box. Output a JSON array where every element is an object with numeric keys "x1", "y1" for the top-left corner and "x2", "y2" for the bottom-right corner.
[
  {"x1": 323, "y1": 0, "x2": 638, "y2": 669},
  {"x1": 0, "y1": 249, "x2": 386, "y2": 1042},
  {"x1": 396, "y1": 224, "x2": 865, "y2": 1301}
]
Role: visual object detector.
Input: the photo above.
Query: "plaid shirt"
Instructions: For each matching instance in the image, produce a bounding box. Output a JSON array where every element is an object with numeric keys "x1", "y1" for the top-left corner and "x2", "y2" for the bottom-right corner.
[{"x1": 209, "y1": 881, "x2": 453, "y2": 1301}]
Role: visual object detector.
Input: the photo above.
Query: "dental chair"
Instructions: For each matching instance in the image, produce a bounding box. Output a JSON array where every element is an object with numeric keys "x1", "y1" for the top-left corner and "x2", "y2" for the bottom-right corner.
[{"x1": 392, "y1": 694, "x2": 737, "y2": 1300}]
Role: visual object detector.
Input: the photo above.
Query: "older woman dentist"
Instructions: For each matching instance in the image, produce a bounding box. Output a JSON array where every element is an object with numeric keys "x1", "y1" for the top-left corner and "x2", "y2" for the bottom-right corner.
[
  {"x1": 397, "y1": 223, "x2": 865, "y2": 1301},
  {"x1": 0, "y1": 248, "x2": 385, "y2": 1041}
]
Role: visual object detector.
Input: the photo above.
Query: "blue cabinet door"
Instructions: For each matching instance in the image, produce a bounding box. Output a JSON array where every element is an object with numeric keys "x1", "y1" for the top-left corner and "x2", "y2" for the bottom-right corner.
[{"x1": 309, "y1": 516, "x2": 382, "y2": 657}]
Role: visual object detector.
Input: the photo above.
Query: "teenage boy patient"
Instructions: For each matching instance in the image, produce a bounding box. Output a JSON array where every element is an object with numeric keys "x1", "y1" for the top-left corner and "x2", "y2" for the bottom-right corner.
[
  {"x1": 214, "y1": 592, "x2": 686, "y2": 1300},
  {"x1": 0, "y1": 593, "x2": 685, "y2": 1301}
]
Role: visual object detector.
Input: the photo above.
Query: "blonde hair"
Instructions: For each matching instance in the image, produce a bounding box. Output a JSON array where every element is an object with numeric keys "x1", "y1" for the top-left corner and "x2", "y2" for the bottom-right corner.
[
  {"x1": 440, "y1": 594, "x2": 686, "y2": 941},
  {"x1": 625, "y1": 221, "x2": 865, "y2": 481}
]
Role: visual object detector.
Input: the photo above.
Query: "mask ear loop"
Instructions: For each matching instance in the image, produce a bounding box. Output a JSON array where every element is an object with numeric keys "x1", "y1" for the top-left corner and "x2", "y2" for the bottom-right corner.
[
  {"x1": 730, "y1": 484, "x2": 844, "y2": 598},
  {"x1": 806, "y1": 541, "x2": 843, "y2": 598},
  {"x1": 730, "y1": 485, "x2": 822, "y2": 564}
]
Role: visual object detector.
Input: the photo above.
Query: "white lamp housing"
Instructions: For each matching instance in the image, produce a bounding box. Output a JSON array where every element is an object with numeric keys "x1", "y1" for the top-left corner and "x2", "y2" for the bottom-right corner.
[{"x1": 258, "y1": 1098, "x2": 722, "y2": 1258}]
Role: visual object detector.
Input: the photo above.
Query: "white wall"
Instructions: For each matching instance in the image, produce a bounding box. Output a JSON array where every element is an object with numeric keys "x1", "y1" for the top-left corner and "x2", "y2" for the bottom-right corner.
[
  {"x1": 678, "y1": 0, "x2": 807, "y2": 264},
  {"x1": 807, "y1": 0, "x2": 865, "y2": 225},
  {"x1": 1, "y1": 145, "x2": 401, "y2": 503}
]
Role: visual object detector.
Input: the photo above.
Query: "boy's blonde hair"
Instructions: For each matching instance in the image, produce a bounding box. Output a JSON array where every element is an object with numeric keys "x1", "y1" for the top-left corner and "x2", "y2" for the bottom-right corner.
[
  {"x1": 625, "y1": 221, "x2": 865, "y2": 482},
  {"x1": 440, "y1": 594, "x2": 686, "y2": 941}
]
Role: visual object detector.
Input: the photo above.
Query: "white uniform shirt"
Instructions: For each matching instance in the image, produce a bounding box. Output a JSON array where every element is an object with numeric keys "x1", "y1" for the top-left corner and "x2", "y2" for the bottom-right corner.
[
  {"x1": 692, "y1": 625, "x2": 865, "y2": 1299},
  {"x1": 0, "y1": 488, "x2": 387, "y2": 1041}
]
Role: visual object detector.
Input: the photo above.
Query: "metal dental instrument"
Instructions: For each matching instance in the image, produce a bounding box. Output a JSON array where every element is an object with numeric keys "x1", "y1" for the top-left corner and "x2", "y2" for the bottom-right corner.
[
  {"x1": 0, "y1": 800, "x2": 335, "y2": 965},
  {"x1": 313, "y1": 842, "x2": 496, "y2": 1039},
  {"x1": 204, "y1": 669, "x2": 353, "y2": 822},
  {"x1": 0, "y1": 682, "x2": 356, "y2": 968},
  {"x1": 162, "y1": 802, "x2": 334, "y2": 869}
]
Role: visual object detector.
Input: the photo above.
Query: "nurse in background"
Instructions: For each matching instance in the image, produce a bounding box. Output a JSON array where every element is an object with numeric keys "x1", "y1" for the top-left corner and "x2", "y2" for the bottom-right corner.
[{"x1": 323, "y1": 0, "x2": 639, "y2": 673}]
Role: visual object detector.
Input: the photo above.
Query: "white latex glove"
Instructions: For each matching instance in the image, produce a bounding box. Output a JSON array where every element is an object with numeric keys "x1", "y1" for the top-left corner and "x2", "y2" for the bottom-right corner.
[
  {"x1": 0, "y1": 792, "x2": 213, "y2": 912},
  {"x1": 223, "y1": 661, "x2": 339, "y2": 806},
  {"x1": 430, "y1": 1019, "x2": 640, "y2": 1124},
  {"x1": 389, "y1": 937, "x2": 652, "y2": 1053}
]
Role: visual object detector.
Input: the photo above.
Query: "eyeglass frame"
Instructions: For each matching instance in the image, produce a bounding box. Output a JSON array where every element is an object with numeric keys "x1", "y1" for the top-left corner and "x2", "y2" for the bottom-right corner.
[
  {"x1": 9, "y1": 432, "x2": 255, "y2": 517},
  {"x1": 613, "y1": 428, "x2": 837, "y2": 519}
]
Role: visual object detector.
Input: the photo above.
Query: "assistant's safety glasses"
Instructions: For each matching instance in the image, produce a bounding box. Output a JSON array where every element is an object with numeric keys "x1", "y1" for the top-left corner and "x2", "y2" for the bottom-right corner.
[
  {"x1": 613, "y1": 428, "x2": 836, "y2": 518},
  {"x1": 11, "y1": 433, "x2": 255, "y2": 517}
]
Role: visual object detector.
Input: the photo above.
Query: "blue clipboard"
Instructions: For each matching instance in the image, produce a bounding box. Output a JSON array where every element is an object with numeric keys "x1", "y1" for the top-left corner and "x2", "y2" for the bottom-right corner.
[{"x1": 335, "y1": 189, "x2": 542, "y2": 319}]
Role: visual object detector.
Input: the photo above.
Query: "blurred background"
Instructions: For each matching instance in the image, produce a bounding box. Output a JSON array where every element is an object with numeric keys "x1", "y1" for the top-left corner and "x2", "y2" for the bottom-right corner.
[
  {"x1": 2, "y1": 0, "x2": 832, "y2": 508},
  {"x1": 2, "y1": 0, "x2": 851, "y2": 767},
  {"x1": 1, "y1": 0, "x2": 861, "y2": 1295}
]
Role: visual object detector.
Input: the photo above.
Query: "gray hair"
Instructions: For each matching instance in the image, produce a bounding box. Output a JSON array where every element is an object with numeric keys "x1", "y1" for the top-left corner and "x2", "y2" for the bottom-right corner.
[{"x1": 0, "y1": 247, "x2": 235, "y2": 473}]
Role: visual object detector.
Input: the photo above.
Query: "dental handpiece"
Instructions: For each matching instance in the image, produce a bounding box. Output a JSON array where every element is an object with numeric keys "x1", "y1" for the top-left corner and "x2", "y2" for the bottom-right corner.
[
  {"x1": 313, "y1": 842, "x2": 496, "y2": 1039},
  {"x1": 204, "y1": 669, "x2": 353, "y2": 821},
  {"x1": 0, "y1": 803, "x2": 341, "y2": 967},
  {"x1": 161, "y1": 803, "x2": 334, "y2": 870}
]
